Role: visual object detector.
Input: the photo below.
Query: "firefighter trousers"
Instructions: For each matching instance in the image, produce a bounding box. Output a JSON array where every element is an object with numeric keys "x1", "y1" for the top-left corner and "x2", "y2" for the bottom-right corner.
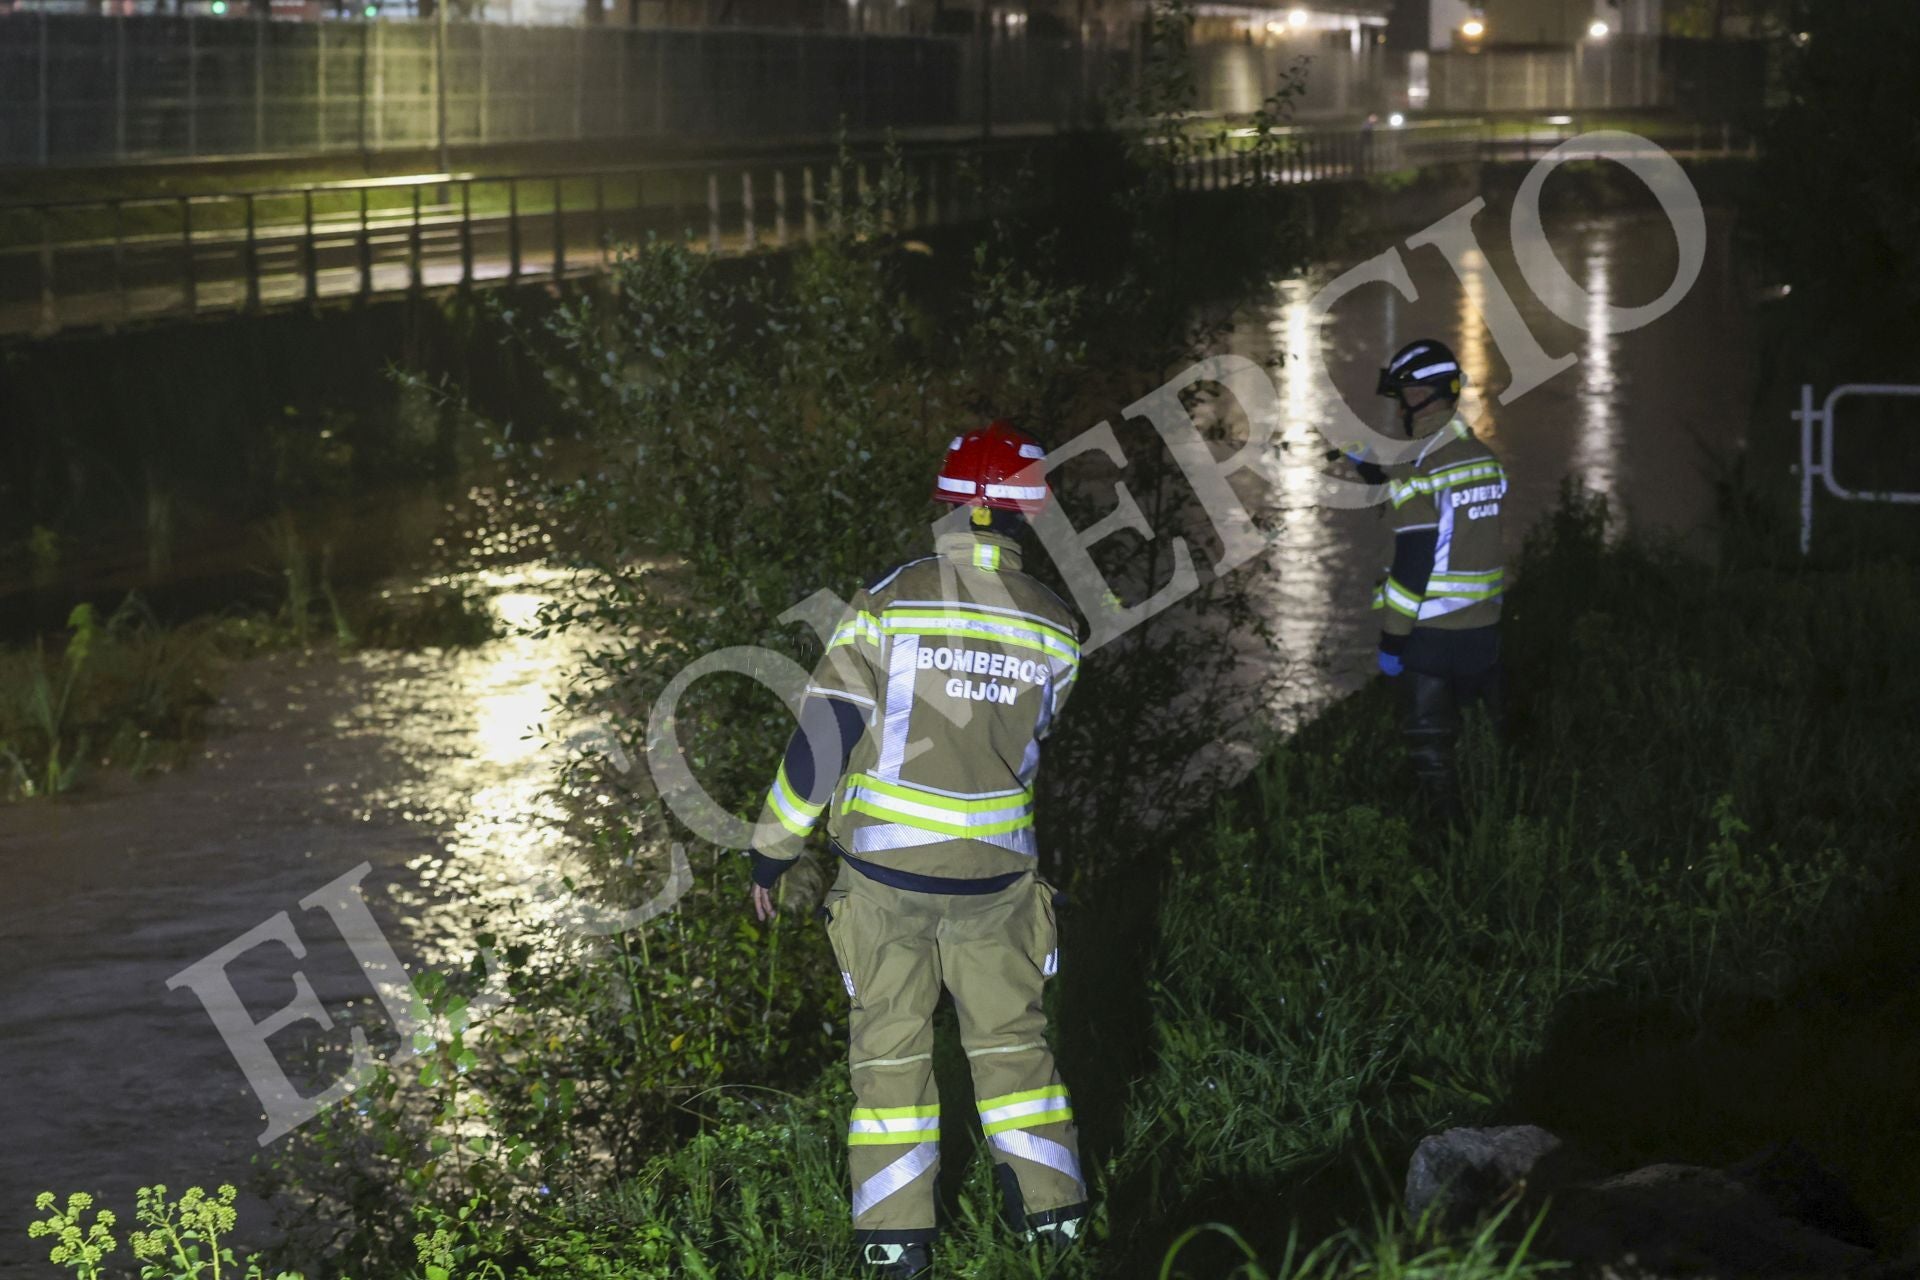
[
  {"x1": 821, "y1": 861, "x2": 1086, "y2": 1250},
  {"x1": 1399, "y1": 623, "x2": 1504, "y2": 808}
]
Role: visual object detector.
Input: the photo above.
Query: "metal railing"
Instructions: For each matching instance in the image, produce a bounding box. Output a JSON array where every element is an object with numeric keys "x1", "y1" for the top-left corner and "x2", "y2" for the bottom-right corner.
[
  {"x1": 1795, "y1": 383, "x2": 1920, "y2": 554},
  {"x1": 0, "y1": 117, "x2": 1761, "y2": 340},
  {"x1": 0, "y1": 142, "x2": 1048, "y2": 338}
]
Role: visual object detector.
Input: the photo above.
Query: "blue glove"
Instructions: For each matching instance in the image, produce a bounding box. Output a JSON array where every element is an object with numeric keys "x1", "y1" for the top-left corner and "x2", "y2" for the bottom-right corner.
[{"x1": 1377, "y1": 648, "x2": 1404, "y2": 677}]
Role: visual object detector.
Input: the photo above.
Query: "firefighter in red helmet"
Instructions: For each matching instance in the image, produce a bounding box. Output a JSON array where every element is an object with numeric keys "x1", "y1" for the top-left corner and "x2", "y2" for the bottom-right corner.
[{"x1": 748, "y1": 421, "x2": 1088, "y2": 1278}]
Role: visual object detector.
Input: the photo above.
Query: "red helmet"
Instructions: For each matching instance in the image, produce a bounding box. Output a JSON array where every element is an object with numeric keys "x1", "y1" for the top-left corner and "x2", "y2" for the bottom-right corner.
[{"x1": 931, "y1": 420, "x2": 1050, "y2": 516}]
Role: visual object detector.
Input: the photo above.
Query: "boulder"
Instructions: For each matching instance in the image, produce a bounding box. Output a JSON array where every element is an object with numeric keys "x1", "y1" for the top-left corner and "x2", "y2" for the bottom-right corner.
[
  {"x1": 1404, "y1": 1124, "x2": 1578, "y2": 1223},
  {"x1": 1544, "y1": 1161, "x2": 1875, "y2": 1277},
  {"x1": 1404, "y1": 1126, "x2": 1890, "y2": 1277}
]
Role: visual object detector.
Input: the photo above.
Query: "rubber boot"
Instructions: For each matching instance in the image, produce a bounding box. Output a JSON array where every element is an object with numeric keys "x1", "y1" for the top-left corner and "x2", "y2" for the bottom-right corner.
[
  {"x1": 861, "y1": 1240, "x2": 932, "y2": 1278},
  {"x1": 1402, "y1": 670, "x2": 1461, "y2": 823}
]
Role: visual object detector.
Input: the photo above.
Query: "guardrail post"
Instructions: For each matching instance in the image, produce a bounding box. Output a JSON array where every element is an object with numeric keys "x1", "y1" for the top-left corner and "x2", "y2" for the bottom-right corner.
[
  {"x1": 38, "y1": 209, "x2": 56, "y2": 336},
  {"x1": 410, "y1": 187, "x2": 424, "y2": 292},
  {"x1": 742, "y1": 172, "x2": 756, "y2": 251},
  {"x1": 553, "y1": 177, "x2": 566, "y2": 280},
  {"x1": 774, "y1": 170, "x2": 788, "y2": 248},
  {"x1": 303, "y1": 190, "x2": 319, "y2": 307},
  {"x1": 595, "y1": 174, "x2": 608, "y2": 266},
  {"x1": 707, "y1": 172, "x2": 721, "y2": 252},
  {"x1": 508, "y1": 178, "x2": 521, "y2": 280},
  {"x1": 181, "y1": 197, "x2": 197, "y2": 316},
  {"x1": 460, "y1": 180, "x2": 474, "y2": 286},
  {"x1": 245, "y1": 194, "x2": 262, "y2": 311},
  {"x1": 803, "y1": 166, "x2": 817, "y2": 242},
  {"x1": 358, "y1": 188, "x2": 372, "y2": 297}
]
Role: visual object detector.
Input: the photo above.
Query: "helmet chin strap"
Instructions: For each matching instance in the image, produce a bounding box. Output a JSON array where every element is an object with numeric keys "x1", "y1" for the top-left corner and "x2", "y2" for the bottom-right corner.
[{"x1": 1399, "y1": 389, "x2": 1455, "y2": 439}]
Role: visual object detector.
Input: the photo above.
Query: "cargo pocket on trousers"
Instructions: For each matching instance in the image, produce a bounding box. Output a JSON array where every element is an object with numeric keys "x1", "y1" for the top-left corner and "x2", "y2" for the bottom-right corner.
[
  {"x1": 821, "y1": 889, "x2": 861, "y2": 1006},
  {"x1": 1029, "y1": 876, "x2": 1061, "y2": 981}
]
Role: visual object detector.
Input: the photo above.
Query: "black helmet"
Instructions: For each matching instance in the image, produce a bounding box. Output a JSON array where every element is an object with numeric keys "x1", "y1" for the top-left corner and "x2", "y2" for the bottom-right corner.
[{"x1": 1376, "y1": 339, "x2": 1465, "y2": 400}]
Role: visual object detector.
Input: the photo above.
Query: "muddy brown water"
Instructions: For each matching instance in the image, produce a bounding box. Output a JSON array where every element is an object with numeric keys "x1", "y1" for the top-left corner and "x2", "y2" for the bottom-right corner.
[{"x1": 0, "y1": 210, "x2": 1759, "y2": 1270}]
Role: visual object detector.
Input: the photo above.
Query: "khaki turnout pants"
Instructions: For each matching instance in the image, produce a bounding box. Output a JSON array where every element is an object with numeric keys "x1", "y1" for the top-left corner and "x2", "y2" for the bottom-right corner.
[{"x1": 822, "y1": 864, "x2": 1085, "y2": 1246}]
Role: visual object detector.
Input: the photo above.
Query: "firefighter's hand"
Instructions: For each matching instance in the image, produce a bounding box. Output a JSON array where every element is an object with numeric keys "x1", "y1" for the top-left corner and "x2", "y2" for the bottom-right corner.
[{"x1": 751, "y1": 883, "x2": 777, "y2": 922}]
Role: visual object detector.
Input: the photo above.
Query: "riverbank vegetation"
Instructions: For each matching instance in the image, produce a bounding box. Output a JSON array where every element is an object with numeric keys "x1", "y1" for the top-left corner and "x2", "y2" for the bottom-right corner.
[
  {"x1": 198, "y1": 67, "x2": 1910, "y2": 1280},
  {"x1": 22, "y1": 8, "x2": 1920, "y2": 1276},
  {"x1": 36, "y1": 482, "x2": 1914, "y2": 1279},
  {"x1": 0, "y1": 567, "x2": 497, "y2": 801}
]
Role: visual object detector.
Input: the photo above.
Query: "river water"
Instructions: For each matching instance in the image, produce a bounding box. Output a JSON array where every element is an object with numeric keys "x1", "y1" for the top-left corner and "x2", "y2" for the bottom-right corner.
[{"x1": 0, "y1": 208, "x2": 1758, "y2": 1269}]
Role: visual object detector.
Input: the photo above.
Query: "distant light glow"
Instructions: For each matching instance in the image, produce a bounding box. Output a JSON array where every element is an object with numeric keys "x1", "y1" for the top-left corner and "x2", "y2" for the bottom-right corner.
[
  {"x1": 1461, "y1": 18, "x2": 1485, "y2": 38},
  {"x1": 1288, "y1": 7, "x2": 1307, "y2": 26},
  {"x1": 1587, "y1": 19, "x2": 1609, "y2": 37},
  {"x1": 209, "y1": 0, "x2": 226, "y2": 11},
  {"x1": 1547, "y1": 114, "x2": 1573, "y2": 125},
  {"x1": 1388, "y1": 112, "x2": 1405, "y2": 127}
]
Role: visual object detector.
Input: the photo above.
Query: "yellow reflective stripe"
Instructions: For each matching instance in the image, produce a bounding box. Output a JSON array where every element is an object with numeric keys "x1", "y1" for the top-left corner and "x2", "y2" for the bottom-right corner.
[
  {"x1": 845, "y1": 797, "x2": 1035, "y2": 839},
  {"x1": 853, "y1": 1105, "x2": 941, "y2": 1120},
  {"x1": 769, "y1": 807, "x2": 813, "y2": 839},
  {"x1": 1381, "y1": 577, "x2": 1422, "y2": 617},
  {"x1": 1392, "y1": 462, "x2": 1504, "y2": 503},
  {"x1": 884, "y1": 623, "x2": 1077, "y2": 667},
  {"x1": 881, "y1": 608, "x2": 1078, "y2": 655},
  {"x1": 846, "y1": 774, "x2": 1032, "y2": 814},
  {"x1": 982, "y1": 1109, "x2": 1073, "y2": 1138},
  {"x1": 1427, "y1": 571, "x2": 1505, "y2": 597},
  {"x1": 775, "y1": 764, "x2": 826, "y2": 818},
  {"x1": 973, "y1": 544, "x2": 1002, "y2": 571},
  {"x1": 977, "y1": 1085, "x2": 1069, "y2": 1112},
  {"x1": 827, "y1": 611, "x2": 884, "y2": 651},
  {"x1": 848, "y1": 1129, "x2": 940, "y2": 1146}
]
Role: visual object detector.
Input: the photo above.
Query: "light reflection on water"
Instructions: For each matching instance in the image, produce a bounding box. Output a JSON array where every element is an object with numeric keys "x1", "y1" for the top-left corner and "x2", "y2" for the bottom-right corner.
[
  {"x1": 1231, "y1": 211, "x2": 1752, "y2": 720},
  {"x1": 371, "y1": 566, "x2": 596, "y2": 967},
  {"x1": 0, "y1": 211, "x2": 1757, "y2": 1265}
]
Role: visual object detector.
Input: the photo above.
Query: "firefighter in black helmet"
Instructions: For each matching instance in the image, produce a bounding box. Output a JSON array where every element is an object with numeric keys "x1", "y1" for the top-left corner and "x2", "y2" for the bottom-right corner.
[{"x1": 1365, "y1": 339, "x2": 1509, "y2": 811}]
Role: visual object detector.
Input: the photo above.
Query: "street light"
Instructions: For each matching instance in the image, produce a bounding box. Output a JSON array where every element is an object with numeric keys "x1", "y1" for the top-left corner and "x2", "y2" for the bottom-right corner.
[
  {"x1": 1461, "y1": 18, "x2": 1485, "y2": 39},
  {"x1": 1288, "y1": 8, "x2": 1307, "y2": 27},
  {"x1": 1587, "y1": 19, "x2": 1609, "y2": 38}
]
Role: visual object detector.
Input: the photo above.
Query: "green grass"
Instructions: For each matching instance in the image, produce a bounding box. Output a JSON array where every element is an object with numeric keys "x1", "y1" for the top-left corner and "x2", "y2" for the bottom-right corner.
[
  {"x1": 156, "y1": 490, "x2": 1903, "y2": 1280},
  {"x1": 0, "y1": 599, "x2": 242, "y2": 799}
]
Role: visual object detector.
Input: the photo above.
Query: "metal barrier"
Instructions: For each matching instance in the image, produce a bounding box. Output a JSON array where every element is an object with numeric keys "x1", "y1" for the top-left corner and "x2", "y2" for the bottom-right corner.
[
  {"x1": 0, "y1": 117, "x2": 1758, "y2": 339},
  {"x1": 1795, "y1": 383, "x2": 1920, "y2": 554},
  {"x1": 0, "y1": 141, "x2": 1043, "y2": 337}
]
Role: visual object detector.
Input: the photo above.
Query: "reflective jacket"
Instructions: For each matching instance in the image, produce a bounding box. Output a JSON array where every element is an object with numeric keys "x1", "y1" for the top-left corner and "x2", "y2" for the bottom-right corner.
[
  {"x1": 754, "y1": 530, "x2": 1082, "y2": 883},
  {"x1": 1374, "y1": 416, "x2": 1508, "y2": 635}
]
